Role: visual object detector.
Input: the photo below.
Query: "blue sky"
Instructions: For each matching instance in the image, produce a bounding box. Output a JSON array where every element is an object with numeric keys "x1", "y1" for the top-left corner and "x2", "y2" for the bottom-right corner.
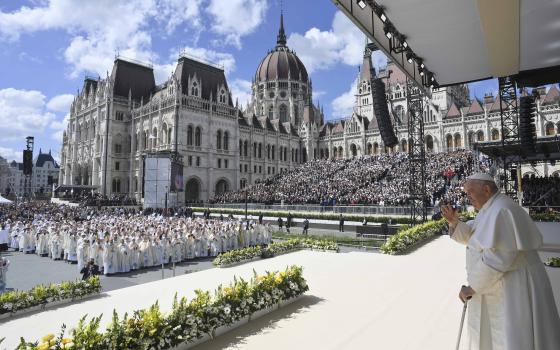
[{"x1": 0, "y1": 0, "x2": 497, "y2": 163}]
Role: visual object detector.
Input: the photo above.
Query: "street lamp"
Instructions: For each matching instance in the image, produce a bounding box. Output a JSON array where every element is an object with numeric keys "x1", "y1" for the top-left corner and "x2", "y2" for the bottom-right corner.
[{"x1": 165, "y1": 185, "x2": 168, "y2": 216}]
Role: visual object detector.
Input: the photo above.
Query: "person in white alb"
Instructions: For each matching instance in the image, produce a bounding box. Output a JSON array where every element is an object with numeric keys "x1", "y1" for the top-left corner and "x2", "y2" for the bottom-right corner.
[{"x1": 442, "y1": 173, "x2": 560, "y2": 350}]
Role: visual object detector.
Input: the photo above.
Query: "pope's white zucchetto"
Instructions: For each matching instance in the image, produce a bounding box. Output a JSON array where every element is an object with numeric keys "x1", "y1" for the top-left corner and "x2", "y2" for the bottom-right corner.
[{"x1": 468, "y1": 173, "x2": 496, "y2": 184}]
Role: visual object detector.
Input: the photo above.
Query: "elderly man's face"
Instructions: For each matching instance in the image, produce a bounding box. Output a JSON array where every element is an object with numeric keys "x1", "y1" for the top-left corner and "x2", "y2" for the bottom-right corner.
[{"x1": 464, "y1": 180, "x2": 494, "y2": 210}]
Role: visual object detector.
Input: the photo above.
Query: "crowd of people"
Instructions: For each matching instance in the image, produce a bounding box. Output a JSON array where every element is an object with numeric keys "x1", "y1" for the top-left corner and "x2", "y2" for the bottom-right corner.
[
  {"x1": 212, "y1": 150, "x2": 476, "y2": 207},
  {"x1": 522, "y1": 175, "x2": 560, "y2": 207},
  {"x1": 0, "y1": 203, "x2": 272, "y2": 277}
]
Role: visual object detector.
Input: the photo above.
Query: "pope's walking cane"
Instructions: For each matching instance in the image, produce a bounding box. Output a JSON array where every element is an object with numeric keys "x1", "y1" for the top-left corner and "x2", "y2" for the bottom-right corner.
[{"x1": 455, "y1": 298, "x2": 470, "y2": 350}]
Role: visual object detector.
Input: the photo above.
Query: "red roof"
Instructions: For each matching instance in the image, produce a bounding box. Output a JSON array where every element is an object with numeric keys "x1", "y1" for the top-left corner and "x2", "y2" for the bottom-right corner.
[
  {"x1": 542, "y1": 85, "x2": 560, "y2": 105},
  {"x1": 445, "y1": 103, "x2": 460, "y2": 118},
  {"x1": 467, "y1": 99, "x2": 484, "y2": 115}
]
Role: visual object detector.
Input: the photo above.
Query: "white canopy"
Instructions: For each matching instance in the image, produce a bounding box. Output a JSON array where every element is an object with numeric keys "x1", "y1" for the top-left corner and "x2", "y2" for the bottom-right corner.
[
  {"x1": 334, "y1": 0, "x2": 560, "y2": 88},
  {"x1": 0, "y1": 196, "x2": 12, "y2": 204}
]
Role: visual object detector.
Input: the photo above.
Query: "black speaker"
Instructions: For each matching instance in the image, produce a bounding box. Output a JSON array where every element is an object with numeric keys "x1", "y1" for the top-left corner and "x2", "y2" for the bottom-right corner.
[
  {"x1": 23, "y1": 150, "x2": 33, "y2": 175},
  {"x1": 371, "y1": 78, "x2": 398, "y2": 148},
  {"x1": 519, "y1": 96, "x2": 537, "y2": 153}
]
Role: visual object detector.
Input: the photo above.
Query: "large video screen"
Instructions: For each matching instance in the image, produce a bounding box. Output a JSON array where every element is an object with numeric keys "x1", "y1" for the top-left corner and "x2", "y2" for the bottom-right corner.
[{"x1": 170, "y1": 162, "x2": 183, "y2": 192}]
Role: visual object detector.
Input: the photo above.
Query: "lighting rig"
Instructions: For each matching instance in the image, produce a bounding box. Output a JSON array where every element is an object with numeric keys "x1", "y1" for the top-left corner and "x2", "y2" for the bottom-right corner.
[{"x1": 356, "y1": 1, "x2": 439, "y2": 90}]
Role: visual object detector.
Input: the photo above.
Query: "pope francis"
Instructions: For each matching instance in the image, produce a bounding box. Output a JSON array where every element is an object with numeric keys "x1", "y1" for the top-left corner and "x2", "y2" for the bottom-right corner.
[{"x1": 441, "y1": 173, "x2": 560, "y2": 350}]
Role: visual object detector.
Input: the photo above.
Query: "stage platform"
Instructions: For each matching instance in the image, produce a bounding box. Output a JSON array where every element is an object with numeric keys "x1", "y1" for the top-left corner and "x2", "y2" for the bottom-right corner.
[{"x1": 2, "y1": 236, "x2": 559, "y2": 350}]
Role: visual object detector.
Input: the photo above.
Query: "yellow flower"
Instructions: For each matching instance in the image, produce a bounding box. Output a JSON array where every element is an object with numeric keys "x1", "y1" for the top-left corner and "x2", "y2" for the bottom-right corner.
[
  {"x1": 41, "y1": 334, "x2": 55, "y2": 343},
  {"x1": 275, "y1": 276, "x2": 283, "y2": 284},
  {"x1": 36, "y1": 343, "x2": 50, "y2": 350},
  {"x1": 62, "y1": 338, "x2": 73, "y2": 344},
  {"x1": 63, "y1": 342, "x2": 74, "y2": 349}
]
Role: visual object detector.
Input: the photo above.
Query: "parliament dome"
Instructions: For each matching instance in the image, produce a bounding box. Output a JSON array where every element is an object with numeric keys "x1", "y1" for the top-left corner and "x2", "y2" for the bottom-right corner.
[{"x1": 255, "y1": 14, "x2": 308, "y2": 83}]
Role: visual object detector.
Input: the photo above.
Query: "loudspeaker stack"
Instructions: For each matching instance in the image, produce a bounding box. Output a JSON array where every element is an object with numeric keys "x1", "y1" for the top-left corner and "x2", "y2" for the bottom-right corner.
[{"x1": 371, "y1": 78, "x2": 398, "y2": 148}]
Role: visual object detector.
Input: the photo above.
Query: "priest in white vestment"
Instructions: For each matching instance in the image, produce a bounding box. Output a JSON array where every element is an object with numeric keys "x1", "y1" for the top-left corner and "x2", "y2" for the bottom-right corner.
[{"x1": 442, "y1": 173, "x2": 560, "y2": 350}]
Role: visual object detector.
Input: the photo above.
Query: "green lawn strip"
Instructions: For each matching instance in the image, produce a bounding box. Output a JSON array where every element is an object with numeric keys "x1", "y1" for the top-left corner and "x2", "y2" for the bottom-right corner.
[{"x1": 272, "y1": 232, "x2": 385, "y2": 248}]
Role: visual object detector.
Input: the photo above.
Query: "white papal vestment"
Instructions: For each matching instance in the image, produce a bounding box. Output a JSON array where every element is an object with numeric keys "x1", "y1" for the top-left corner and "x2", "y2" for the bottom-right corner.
[{"x1": 451, "y1": 193, "x2": 560, "y2": 350}]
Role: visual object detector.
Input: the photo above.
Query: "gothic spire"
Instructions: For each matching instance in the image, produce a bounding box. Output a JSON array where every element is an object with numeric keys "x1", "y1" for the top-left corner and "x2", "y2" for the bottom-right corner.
[{"x1": 276, "y1": 11, "x2": 287, "y2": 47}]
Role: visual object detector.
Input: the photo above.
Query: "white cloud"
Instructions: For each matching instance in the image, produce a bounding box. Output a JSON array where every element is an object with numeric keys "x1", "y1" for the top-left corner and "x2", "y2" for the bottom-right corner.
[
  {"x1": 206, "y1": 0, "x2": 268, "y2": 48},
  {"x1": 331, "y1": 78, "x2": 357, "y2": 118},
  {"x1": 229, "y1": 79, "x2": 252, "y2": 108},
  {"x1": 46, "y1": 94, "x2": 74, "y2": 112},
  {"x1": 0, "y1": 147, "x2": 22, "y2": 162},
  {"x1": 50, "y1": 113, "x2": 70, "y2": 142},
  {"x1": 0, "y1": 0, "x2": 204, "y2": 79},
  {"x1": 180, "y1": 46, "x2": 237, "y2": 75},
  {"x1": 0, "y1": 88, "x2": 56, "y2": 140},
  {"x1": 288, "y1": 12, "x2": 379, "y2": 73}
]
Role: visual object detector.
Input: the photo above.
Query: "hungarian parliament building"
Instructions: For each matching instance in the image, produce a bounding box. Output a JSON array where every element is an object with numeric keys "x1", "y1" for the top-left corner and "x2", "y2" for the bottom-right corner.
[{"x1": 59, "y1": 15, "x2": 560, "y2": 203}]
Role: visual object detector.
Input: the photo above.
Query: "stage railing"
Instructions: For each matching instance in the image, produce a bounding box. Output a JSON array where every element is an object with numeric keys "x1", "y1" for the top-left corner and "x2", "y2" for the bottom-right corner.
[{"x1": 203, "y1": 203, "x2": 437, "y2": 216}]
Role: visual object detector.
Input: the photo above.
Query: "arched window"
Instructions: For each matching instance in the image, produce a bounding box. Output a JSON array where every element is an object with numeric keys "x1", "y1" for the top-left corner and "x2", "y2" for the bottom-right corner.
[
  {"x1": 111, "y1": 178, "x2": 121, "y2": 193},
  {"x1": 143, "y1": 131, "x2": 148, "y2": 150},
  {"x1": 223, "y1": 131, "x2": 229, "y2": 150},
  {"x1": 454, "y1": 133, "x2": 462, "y2": 149},
  {"x1": 491, "y1": 129, "x2": 500, "y2": 141},
  {"x1": 191, "y1": 82, "x2": 198, "y2": 97},
  {"x1": 426, "y1": 135, "x2": 434, "y2": 152},
  {"x1": 187, "y1": 125, "x2": 193, "y2": 146},
  {"x1": 467, "y1": 131, "x2": 475, "y2": 146},
  {"x1": 167, "y1": 127, "x2": 172, "y2": 145},
  {"x1": 401, "y1": 139, "x2": 408, "y2": 152},
  {"x1": 253, "y1": 142, "x2": 257, "y2": 157},
  {"x1": 338, "y1": 146, "x2": 344, "y2": 158},
  {"x1": 162, "y1": 123, "x2": 168, "y2": 146},
  {"x1": 293, "y1": 105, "x2": 298, "y2": 120},
  {"x1": 279, "y1": 104, "x2": 288, "y2": 122},
  {"x1": 195, "y1": 127, "x2": 202, "y2": 146},
  {"x1": 244, "y1": 141, "x2": 248, "y2": 157},
  {"x1": 324, "y1": 148, "x2": 329, "y2": 159},
  {"x1": 267, "y1": 145, "x2": 271, "y2": 159},
  {"x1": 239, "y1": 140, "x2": 243, "y2": 156},
  {"x1": 113, "y1": 133, "x2": 122, "y2": 154},
  {"x1": 545, "y1": 122, "x2": 556, "y2": 136},
  {"x1": 152, "y1": 127, "x2": 158, "y2": 149},
  {"x1": 446, "y1": 134, "x2": 453, "y2": 149},
  {"x1": 477, "y1": 130, "x2": 484, "y2": 141},
  {"x1": 268, "y1": 105, "x2": 274, "y2": 119},
  {"x1": 272, "y1": 145, "x2": 275, "y2": 160},
  {"x1": 216, "y1": 130, "x2": 222, "y2": 150},
  {"x1": 258, "y1": 143, "x2": 262, "y2": 158},
  {"x1": 373, "y1": 143, "x2": 379, "y2": 155}
]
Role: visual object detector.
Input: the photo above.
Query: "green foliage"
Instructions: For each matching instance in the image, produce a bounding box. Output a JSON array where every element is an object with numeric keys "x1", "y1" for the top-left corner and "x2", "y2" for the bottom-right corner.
[
  {"x1": 272, "y1": 231, "x2": 385, "y2": 248},
  {"x1": 546, "y1": 257, "x2": 560, "y2": 267},
  {"x1": 530, "y1": 211, "x2": 560, "y2": 222},
  {"x1": 380, "y1": 219, "x2": 447, "y2": 255},
  {"x1": 0, "y1": 276, "x2": 102, "y2": 316},
  {"x1": 20, "y1": 266, "x2": 308, "y2": 350},
  {"x1": 213, "y1": 237, "x2": 339, "y2": 267},
  {"x1": 192, "y1": 207, "x2": 412, "y2": 224}
]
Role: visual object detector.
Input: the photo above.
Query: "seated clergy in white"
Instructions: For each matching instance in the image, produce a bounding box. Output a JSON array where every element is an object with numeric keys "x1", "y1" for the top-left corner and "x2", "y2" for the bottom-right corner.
[{"x1": 441, "y1": 173, "x2": 560, "y2": 350}]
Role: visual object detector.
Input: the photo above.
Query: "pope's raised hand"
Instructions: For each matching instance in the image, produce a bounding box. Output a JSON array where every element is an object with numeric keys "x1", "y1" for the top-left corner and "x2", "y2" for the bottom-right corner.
[{"x1": 441, "y1": 205, "x2": 459, "y2": 227}]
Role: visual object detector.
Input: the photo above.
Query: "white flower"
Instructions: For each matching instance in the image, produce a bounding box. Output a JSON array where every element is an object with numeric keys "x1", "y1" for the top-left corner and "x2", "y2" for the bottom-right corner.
[{"x1": 224, "y1": 306, "x2": 231, "y2": 315}]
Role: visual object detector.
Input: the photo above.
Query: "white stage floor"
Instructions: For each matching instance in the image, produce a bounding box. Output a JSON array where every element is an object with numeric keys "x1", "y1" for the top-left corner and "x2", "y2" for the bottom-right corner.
[{"x1": 2, "y1": 236, "x2": 559, "y2": 350}]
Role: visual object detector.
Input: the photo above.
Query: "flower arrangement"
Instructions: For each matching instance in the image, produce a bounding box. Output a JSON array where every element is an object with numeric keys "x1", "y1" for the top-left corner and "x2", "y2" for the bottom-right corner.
[
  {"x1": 15, "y1": 266, "x2": 308, "y2": 350},
  {"x1": 530, "y1": 211, "x2": 560, "y2": 222},
  {"x1": 213, "y1": 238, "x2": 339, "y2": 267},
  {"x1": 0, "y1": 276, "x2": 101, "y2": 316},
  {"x1": 380, "y1": 219, "x2": 447, "y2": 255},
  {"x1": 545, "y1": 257, "x2": 560, "y2": 267}
]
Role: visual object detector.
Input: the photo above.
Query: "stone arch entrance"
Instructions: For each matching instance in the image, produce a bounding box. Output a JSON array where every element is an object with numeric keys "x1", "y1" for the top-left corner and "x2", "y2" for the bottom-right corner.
[
  {"x1": 185, "y1": 177, "x2": 201, "y2": 203},
  {"x1": 215, "y1": 178, "x2": 230, "y2": 196}
]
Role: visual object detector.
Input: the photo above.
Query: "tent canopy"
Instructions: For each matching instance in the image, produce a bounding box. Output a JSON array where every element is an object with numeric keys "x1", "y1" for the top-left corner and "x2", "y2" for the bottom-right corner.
[
  {"x1": 0, "y1": 195, "x2": 12, "y2": 204},
  {"x1": 334, "y1": 0, "x2": 560, "y2": 88}
]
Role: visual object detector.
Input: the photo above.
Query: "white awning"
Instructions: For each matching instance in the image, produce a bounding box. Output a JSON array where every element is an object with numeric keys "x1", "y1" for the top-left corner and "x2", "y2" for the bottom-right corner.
[{"x1": 333, "y1": 0, "x2": 560, "y2": 88}]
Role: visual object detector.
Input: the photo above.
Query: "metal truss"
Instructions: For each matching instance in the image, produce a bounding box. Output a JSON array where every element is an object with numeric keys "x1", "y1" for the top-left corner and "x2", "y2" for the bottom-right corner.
[
  {"x1": 498, "y1": 76, "x2": 520, "y2": 198},
  {"x1": 24, "y1": 136, "x2": 34, "y2": 201},
  {"x1": 406, "y1": 78, "x2": 427, "y2": 224}
]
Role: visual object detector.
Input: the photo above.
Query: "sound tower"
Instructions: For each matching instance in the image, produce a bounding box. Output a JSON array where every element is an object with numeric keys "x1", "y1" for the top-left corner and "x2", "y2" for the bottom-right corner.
[
  {"x1": 371, "y1": 78, "x2": 398, "y2": 148},
  {"x1": 519, "y1": 96, "x2": 537, "y2": 154},
  {"x1": 23, "y1": 150, "x2": 33, "y2": 175}
]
